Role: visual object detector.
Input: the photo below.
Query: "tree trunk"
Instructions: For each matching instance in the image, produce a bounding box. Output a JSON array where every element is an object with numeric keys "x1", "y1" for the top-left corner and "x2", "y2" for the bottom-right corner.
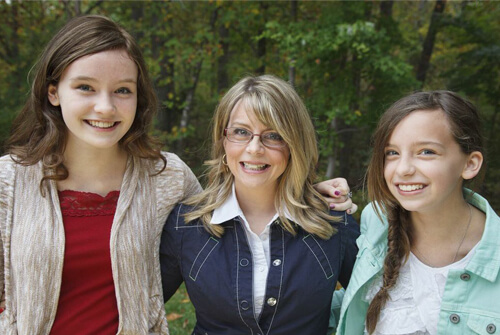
[
  {"x1": 255, "y1": 2, "x2": 269, "y2": 75},
  {"x1": 416, "y1": 0, "x2": 447, "y2": 86},
  {"x1": 288, "y1": 0, "x2": 297, "y2": 86},
  {"x1": 217, "y1": 18, "x2": 230, "y2": 94}
]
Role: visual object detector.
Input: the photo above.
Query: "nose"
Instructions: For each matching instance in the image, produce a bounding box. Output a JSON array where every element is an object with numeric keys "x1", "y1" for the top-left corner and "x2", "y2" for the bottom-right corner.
[
  {"x1": 94, "y1": 93, "x2": 116, "y2": 114},
  {"x1": 395, "y1": 155, "x2": 415, "y2": 176},
  {"x1": 245, "y1": 134, "x2": 265, "y2": 154}
]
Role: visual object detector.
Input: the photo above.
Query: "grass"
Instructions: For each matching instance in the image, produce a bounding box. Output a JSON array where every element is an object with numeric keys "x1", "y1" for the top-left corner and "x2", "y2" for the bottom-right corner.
[{"x1": 164, "y1": 284, "x2": 196, "y2": 335}]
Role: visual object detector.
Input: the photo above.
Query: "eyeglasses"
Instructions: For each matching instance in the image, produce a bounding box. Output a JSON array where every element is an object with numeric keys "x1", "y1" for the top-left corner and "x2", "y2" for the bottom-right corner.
[{"x1": 224, "y1": 127, "x2": 287, "y2": 148}]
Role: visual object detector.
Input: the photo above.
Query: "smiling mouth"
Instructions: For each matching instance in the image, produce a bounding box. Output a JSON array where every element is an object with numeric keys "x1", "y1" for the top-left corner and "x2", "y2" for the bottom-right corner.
[
  {"x1": 398, "y1": 184, "x2": 425, "y2": 191},
  {"x1": 86, "y1": 120, "x2": 118, "y2": 129},
  {"x1": 241, "y1": 162, "x2": 269, "y2": 171}
]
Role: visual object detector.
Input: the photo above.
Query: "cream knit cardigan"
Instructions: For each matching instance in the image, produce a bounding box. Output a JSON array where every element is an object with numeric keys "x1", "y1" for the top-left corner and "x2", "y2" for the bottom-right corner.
[{"x1": 0, "y1": 152, "x2": 201, "y2": 335}]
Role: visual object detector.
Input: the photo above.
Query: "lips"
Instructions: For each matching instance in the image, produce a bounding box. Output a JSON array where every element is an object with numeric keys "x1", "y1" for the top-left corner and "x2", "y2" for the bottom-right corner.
[
  {"x1": 86, "y1": 120, "x2": 118, "y2": 129},
  {"x1": 241, "y1": 162, "x2": 269, "y2": 171}
]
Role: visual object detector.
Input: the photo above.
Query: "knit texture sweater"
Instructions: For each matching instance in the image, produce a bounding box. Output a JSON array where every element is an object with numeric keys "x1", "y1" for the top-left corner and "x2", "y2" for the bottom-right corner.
[{"x1": 0, "y1": 152, "x2": 201, "y2": 335}]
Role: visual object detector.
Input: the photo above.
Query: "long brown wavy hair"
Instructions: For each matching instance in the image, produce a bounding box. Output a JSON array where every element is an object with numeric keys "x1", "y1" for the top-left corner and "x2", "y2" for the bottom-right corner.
[
  {"x1": 365, "y1": 90, "x2": 484, "y2": 333},
  {"x1": 6, "y1": 15, "x2": 165, "y2": 189},
  {"x1": 184, "y1": 75, "x2": 338, "y2": 239}
]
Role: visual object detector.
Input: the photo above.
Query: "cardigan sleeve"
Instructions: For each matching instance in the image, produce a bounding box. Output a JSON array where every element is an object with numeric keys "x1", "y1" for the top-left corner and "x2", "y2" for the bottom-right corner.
[{"x1": 0, "y1": 155, "x2": 15, "y2": 312}]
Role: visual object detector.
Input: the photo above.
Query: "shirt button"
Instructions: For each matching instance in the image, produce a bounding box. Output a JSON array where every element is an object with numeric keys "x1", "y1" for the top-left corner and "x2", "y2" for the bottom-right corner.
[
  {"x1": 259, "y1": 266, "x2": 265, "y2": 272},
  {"x1": 460, "y1": 273, "x2": 471, "y2": 281},
  {"x1": 450, "y1": 313, "x2": 460, "y2": 324},
  {"x1": 487, "y1": 324, "x2": 496, "y2": 334},
  {"x1": 240, "y1": 300, "x2": 250, "y2": 310},
  {"x1": 239, "y1": 258, "x2": 249, "y2": 267},
  {"x1": 273, "y1": 259, "x2": 281, "y2": 266},
  {"x1": 267, "y1": 297, "x2": 277, "y2": 306}
]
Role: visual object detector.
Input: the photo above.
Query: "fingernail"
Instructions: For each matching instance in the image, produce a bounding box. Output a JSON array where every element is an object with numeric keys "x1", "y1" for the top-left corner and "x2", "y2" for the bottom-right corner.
[
  {"x1": 334, "y1": 191, "x2": 341, "y2": 196},
  {"x1": 330, "y1": 203, "x2": 335, "y2": 209}
]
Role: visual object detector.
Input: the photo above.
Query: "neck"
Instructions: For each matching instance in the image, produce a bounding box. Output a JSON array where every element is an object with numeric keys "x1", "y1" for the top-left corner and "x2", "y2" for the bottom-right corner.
[
  {"x1": 58, "y1": 143, "x2": 128, "y2": 196},
  {"x1": 410, "y1": 197, "x2": 476, "y2": 267},
  {"x1": 235, "y1": 186, "x2": 278, "y2": 235},
  {"x1": 410, "y1": 198, "x2": 470, "y2": 242}
]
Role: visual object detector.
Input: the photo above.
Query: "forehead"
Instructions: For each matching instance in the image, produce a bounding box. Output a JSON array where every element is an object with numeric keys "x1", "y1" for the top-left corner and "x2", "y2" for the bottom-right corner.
[
  {"x1": 228, "y1": 99, "x2": 265, "y2": 126},
  {"x1": 388, "y1": 109, "x2": 455, "y2": 145},
  {"x1": 62, "y1": 49, "x2": 137, "y2": 79}
]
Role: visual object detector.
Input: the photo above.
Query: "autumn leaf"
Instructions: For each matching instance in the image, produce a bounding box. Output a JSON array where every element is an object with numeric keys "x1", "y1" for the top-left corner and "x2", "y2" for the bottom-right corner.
[{"x1": 166, "y1": 312, "x2": 183, "y2": 321}]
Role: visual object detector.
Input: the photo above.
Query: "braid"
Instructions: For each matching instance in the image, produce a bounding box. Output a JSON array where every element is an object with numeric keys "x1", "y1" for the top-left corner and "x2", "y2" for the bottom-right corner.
[{"x1": 365, "y1": 206, "x2": 412, "y2": 334}]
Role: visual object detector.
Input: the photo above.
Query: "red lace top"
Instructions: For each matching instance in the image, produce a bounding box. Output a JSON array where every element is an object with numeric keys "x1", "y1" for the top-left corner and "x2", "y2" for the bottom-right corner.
[{"x1": 50, "y1": 190, "x2": 120, "y2": 335}]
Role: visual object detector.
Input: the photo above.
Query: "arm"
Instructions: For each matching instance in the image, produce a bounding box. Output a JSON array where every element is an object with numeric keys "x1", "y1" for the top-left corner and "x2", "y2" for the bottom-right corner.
[
  {"x1": 160, "y1": 205, "x2": 186, "y2": 302},
  {"x1": 328, "y1": 288, "x2": 345, "y2": 334},
  {"x1": 0, "y1": 233, "x2": 4, "y2": 313},
  {"x1": 314, "y1": 178, "x2": 358, "y2": 213}
]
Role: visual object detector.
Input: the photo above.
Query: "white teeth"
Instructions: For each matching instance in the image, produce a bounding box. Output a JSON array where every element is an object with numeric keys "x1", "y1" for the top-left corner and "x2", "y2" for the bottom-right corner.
[
  {"x1": 88, "y1": 120, "x2": 115, "y2": 128},
  {"x1": 398, "y1": 184, "x2": 424, "y2": 191},
  {"x1": 243, "y1": 162, "x2": 267, "y2": 171}
]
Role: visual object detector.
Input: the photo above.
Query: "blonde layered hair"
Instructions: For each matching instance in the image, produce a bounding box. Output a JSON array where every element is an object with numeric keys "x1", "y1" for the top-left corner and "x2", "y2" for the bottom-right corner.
[{"x1": 185, "y1": 75, "x2": 337, "y2": 239}]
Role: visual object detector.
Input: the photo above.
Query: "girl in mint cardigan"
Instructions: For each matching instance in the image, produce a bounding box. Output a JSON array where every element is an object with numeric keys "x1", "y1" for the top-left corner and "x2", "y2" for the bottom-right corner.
[{"x1": 334, "y1": 91, "x2": 500, "y2": 335}]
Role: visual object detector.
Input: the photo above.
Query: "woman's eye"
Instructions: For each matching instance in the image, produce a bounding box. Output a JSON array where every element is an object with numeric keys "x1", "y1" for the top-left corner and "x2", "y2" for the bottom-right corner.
[
  {"x1": 234, "y1": 128, "x2": 250, "y2": 136},
  {"x1": 116, "y1": 87, "x2": 132, "y2": 94},
  {"x1": 77, "y1": 84, "x2": 92, "y2": 92},
  {"x1": 384, "y1": 150, "x2": 398, "y2": 156},
  {"x1": 264, "y1": 132, "x2": 283, "y2": 141},
  {"x1": 420, "y1": 149, "x2": 436, "y2": 155}
]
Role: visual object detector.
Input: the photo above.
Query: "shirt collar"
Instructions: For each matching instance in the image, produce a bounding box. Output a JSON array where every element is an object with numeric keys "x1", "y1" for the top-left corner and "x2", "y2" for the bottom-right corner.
[
  {"x1": 464, "y1": 189, "x2": 500, "y2": 282},
  {"x1": 210, "y1": 184, "x2": 296, "y2": 225}
]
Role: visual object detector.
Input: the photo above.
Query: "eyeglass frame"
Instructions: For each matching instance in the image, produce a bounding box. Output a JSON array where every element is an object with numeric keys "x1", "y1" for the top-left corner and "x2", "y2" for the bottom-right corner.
[{"x1": 223, "y1": 127, "x2": 288, "y2": 148}]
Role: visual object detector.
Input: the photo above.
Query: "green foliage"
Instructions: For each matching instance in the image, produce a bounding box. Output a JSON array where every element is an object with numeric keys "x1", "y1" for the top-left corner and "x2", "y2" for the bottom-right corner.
[
  {"x1": 164, "y1": 285, "x2": 195, "y2": 335},
  {"x1": 0, "y1": 0, "x2": 499, "y2": 212}
]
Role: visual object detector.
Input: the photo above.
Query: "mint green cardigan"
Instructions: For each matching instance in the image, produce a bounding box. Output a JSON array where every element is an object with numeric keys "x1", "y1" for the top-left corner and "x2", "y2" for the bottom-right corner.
[{"x1": 332, "y1": 191, "x2": 500, "y2": 335}]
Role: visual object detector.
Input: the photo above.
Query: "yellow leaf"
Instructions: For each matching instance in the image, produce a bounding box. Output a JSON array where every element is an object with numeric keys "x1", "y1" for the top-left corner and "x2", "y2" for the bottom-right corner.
[{"x1": 166, "y1": 312, "x2": 183, "y2": 321}]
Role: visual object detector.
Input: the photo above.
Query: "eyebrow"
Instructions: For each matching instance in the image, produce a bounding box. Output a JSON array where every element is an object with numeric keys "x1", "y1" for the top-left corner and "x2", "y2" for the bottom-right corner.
[
  {"x1": 69, "y1": 76, "x2": 137, "y2": 84},
  {"x1": 386, "y1": 141, "x2": 445, "y2": 148}
]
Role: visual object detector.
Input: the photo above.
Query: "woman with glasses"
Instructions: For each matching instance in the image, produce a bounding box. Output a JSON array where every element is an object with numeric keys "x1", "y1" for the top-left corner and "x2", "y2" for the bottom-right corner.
[{"x1": 160, "y1": 75, "x2": 360, "y2": 335}]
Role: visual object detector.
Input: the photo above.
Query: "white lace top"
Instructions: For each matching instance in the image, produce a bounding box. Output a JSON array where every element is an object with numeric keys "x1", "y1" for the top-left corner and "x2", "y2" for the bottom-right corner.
[{"x1": 364, "y1": 245, "x2": 478, "y2": 335}]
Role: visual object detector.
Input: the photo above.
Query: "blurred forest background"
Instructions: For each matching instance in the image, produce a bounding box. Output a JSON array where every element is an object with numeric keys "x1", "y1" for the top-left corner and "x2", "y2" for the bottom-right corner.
[
  {"x1": 1, "y1": 1, "x2": 499, "y2": 333},
  {"x1": 1, "y1": 0, "x2": 499, "y2": 212}
]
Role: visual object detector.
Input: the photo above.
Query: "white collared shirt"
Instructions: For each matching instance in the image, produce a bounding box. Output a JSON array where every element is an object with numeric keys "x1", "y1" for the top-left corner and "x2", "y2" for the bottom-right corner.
[{"x1": 210, "y1": 185, "x2": 295, "y2": 318}]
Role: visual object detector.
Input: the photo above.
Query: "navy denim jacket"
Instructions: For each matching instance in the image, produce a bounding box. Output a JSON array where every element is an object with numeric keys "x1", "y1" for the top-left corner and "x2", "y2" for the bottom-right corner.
[{"x1": 160, "y1": 204, "x2": 360, "y2": 335}]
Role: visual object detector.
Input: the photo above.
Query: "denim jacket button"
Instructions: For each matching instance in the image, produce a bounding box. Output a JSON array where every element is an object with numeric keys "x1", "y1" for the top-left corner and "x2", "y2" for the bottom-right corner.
[
  {"x1": 450, "y1": 314, "x2": 460, "y2": 324},
  {"x1": 240, "y1": 258, "x2": 249, "y2": 267},
  {"x1": 460, "y1": 273, "x2": 471, "y2": 281},
  {"x1": 240, "y1": 300, "x2": 250, "y2": 310},
  {"x1": 487, "y1": 324, "x2": 496, "y2": 334},
  {"x1": 267, "y1": 297, "x2": 277, "y2": 306},
  {"x1": 272, "y1": 259, "x2": 281, "y2": 266}
]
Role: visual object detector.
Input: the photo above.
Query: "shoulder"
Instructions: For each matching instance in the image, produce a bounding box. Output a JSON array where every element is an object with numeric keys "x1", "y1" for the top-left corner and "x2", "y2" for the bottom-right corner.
[
  {"x1": 164, "y1": 203, "x2": 203, "y2": 231},
  {"x1": 155, "y1": 152, "x2": 193, "y2": 189},
  {"x1": 0, "y1": 155, "x2": 18, "y2": 187},
  {"x1": 330, "y1": 210, "x2": 360, "y2": 236},
  {"x1": 0, "y1": 154, "x2": 16, "y2": 168},
  {"x1": 360, "y1": 202, "x2": 388, "y2": 234},
  {"x1": 357, "y1": 202, "x2": 389, "y2": 251},
  {"x1": 162, "y1": 151, "x2": 190, "y2": 171}
]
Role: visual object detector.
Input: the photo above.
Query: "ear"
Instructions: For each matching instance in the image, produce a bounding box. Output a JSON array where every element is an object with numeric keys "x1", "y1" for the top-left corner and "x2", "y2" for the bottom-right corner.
[
  {"x1": 48, "y1": 84, "x2": 60, "y2": 106},
  {"x1": 462, "y1": 151, "x2": 483, "y2": 180}
]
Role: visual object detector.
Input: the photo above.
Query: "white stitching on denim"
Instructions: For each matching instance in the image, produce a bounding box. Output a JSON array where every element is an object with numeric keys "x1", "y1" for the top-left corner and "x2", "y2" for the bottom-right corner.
[
  {"x1": 188, "y1": 237, "x2": 219, "y2": 281},
  {"x1": 302, "y1": 234, "x2": 334, "y2": 279}
]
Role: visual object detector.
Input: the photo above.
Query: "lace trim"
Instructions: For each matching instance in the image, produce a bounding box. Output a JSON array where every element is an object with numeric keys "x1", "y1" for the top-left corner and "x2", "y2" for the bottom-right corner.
[{"x1": 58, "y1": 190, "x2": 119, "y2": 217}]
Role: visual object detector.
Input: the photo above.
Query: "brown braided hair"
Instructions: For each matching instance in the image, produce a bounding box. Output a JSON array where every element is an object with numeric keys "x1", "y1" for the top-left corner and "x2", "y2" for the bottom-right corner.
[{"x1": 365, "y1": 91, "x2": 484, "y2": 333}]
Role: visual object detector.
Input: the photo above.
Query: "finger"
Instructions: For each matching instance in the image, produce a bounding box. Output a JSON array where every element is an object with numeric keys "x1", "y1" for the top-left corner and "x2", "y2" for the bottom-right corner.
[
  {"x1": 346, "y1": 203, "x2": 359, "y2": 215},
  {"x1": 329, "y1": 198, "x2": 353, "y2": 211}
]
